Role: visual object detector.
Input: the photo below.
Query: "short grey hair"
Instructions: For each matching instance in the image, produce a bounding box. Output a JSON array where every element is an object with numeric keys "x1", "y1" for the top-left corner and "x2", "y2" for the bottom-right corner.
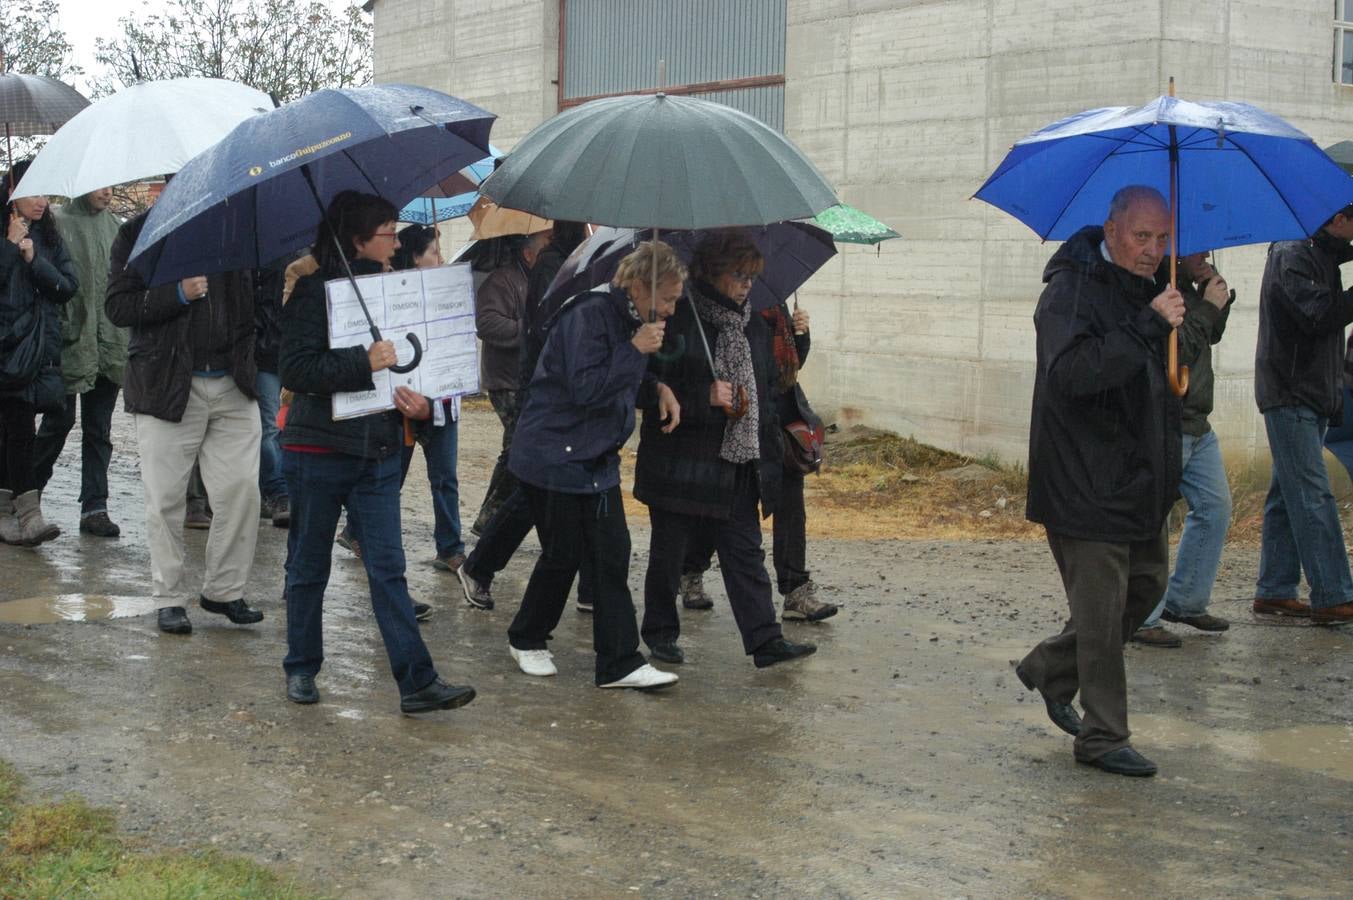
[{"x1": 1107, "y1": 185, "x2": 1168, "y2": 221}]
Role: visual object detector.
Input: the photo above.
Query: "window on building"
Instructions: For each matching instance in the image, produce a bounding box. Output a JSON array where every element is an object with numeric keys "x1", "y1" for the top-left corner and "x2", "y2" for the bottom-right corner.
[
  {"x1": 1336, "y1": 1, "x2": 1353, "y2": 84},
  {"x1": 559, "y1": 0, "x2": 786, "y2": 130}
]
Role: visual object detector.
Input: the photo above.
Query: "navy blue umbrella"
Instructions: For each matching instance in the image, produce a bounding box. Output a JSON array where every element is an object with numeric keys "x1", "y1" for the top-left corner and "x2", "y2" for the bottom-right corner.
[
  {"x1": 130, "y1": 84, "x2": 493, "y2": 284},
  {"x1": 544, "y1": 223, "x2": 836, "y2": 314},
  {"x1": 974, "y1": 81, "x2": 1353, "y2": 395}
]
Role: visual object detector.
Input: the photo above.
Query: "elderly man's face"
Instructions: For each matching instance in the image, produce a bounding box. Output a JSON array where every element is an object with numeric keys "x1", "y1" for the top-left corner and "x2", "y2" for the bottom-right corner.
[{"x1": 1104, "y1": 198, "x2": 1171, "y2": 278}]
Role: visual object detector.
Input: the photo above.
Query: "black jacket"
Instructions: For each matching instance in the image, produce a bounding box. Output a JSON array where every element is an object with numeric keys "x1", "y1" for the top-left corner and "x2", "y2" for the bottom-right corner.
[
  {"x1": 517, "y1": 241, "x2": 573, "y2": 392},
  {"x1": 105, "y1": 212, "x2": 257, "y2": 421},
  {"x1": 508, "y1": 287, "x2": 654, "y2": 493},
  {"x1": 1176, "y1": 274, "x2": 1231, "y2": 437},
  {"x1": 278, "y1": 258, "x2": 404, "y2": 459},
  {"x1": 1254, "y1": 230, "x2": 1353, "y2": 420},
  {"x1": 254, "y1": 253, "x2": 291, "y2": 374},
  {"x1": 1025, "y1": 226, "x2": 1181, "y2": 543},
  {"x1": 0, "y1": 223, "x2": 77, "y2": 402},
  {"x1": 634, "y1": 283, "x2": 783, "y2": 520}
]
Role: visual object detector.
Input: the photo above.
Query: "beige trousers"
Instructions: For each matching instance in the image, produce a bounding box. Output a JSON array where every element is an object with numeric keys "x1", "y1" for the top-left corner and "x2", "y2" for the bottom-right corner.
[{"x1": 134, "y1": 376, "x2": 261, "y2": 606}]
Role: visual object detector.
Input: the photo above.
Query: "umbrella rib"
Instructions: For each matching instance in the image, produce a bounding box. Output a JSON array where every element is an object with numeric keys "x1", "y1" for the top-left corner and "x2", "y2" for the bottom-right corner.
[
  {"x1": 1041, "y1": 133, "x2": 1138, "y2": 239},
  {"x1": 1224, "y1": 135, "x2": 1310, "y2": 238}
]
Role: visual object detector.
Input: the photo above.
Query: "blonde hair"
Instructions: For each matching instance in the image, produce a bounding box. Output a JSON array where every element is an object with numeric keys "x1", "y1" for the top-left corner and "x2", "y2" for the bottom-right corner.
[
  {"x1": 690, "y1": 229, "x2": 764, "y2": 283},
  {"x1": 613, "y1": 240, "x2": 687, "y2": 290}
]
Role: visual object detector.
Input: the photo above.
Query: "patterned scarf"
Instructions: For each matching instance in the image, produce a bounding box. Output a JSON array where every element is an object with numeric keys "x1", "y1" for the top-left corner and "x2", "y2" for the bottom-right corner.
[
  {"x1": 760, "y1": 303, "x2": 800, "y2": 393},
  {"x1": 692, "y1": 283, "x2": 760, "y2": 464}
]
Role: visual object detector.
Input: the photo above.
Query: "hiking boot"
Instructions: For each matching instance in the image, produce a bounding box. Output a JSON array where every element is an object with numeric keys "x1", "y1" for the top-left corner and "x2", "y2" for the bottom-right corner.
[
  {"x1": 0, "y1": 489, "x2": 20, "y2": 544},
  {"x1": 13, "y1": 490, "x2": 59, "y2": 545},
  {"x1": 184, "y1": 499, "x2": 212, "y2": 530},
  {"x1": 782, "y1": 582, "x2": 839, "y2": 622},
  {"x1": 79, "y1": 511, "x2": 121, "y2": 538},
  {"x1": 269, "y1": 495, "x2": 290, "y2": 528},
  {"x1": 680, "y1": 572, "x2": 714, "y2": 610},
  {"x1": 1129, "y1": 626, "x2": 1182, "y2": 648}
]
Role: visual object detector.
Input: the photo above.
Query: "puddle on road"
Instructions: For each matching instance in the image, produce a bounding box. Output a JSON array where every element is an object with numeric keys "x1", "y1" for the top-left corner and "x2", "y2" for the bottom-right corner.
[
  {"x1": 1136, "y1": 715, "x2": 1353, "y2": 781},
  {"x1": 0, "y1": 594, "x2": 155, "y2": 624}
]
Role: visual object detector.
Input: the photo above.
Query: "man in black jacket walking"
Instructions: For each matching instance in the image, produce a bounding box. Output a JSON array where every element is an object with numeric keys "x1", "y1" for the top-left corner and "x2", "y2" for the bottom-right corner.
[
  {"x1": 1015, "y1": 185, "x2": 1184, "y2": 778},
  {"x1": 1252, "y1": 205, "x2": 1353, "y2": 626}
]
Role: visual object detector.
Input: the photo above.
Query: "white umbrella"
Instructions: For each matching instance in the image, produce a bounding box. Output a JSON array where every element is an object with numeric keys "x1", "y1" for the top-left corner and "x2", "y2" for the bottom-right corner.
[{"x1": 14, "y1": 77, "x2": 271, "y2": 198}]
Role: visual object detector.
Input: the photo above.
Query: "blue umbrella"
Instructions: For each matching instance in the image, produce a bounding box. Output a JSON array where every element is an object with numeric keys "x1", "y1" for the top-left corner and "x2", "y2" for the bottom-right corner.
[
  {"x1": 974, "y1": 81, "x2": 1353, "y2": 394},
  {"x1": 127, "y1": 83, "x2": 493, "y2": 373},
  {"x1": 399, "y1": 145, "x2": 502, "y2": 223},
  {"x1": 128, "y1": 84, "x2": 494, "y2": 285}
]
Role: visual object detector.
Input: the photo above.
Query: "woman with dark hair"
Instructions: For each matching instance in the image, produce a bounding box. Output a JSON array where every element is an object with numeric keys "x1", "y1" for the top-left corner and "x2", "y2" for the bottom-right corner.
[
  {"x1": 636, "y1": 229, "x2": 816, "y2": 669},
  {"x1": 0, "y1": 160, "x2": 78, "y2": 546},
  {"x1": 279, "y1": 190, "x2": 474, "y2": 713},
  {"x1": 390, "y1": 224, "x2": 442, "y2": 272}
]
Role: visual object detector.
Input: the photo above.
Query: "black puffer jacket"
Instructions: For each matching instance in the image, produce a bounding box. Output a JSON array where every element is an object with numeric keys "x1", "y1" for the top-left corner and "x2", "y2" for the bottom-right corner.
[
  {"x1": 634, "y1": 283, "x2": 782, "y2": 520},
  {"x1": 105, "y1": 211, "x2": 257, "y2": 421},
  {"x1": 0, "y1": 222, "x2": 77, "y2": 402},
  {"x1": 1254, "y1": 230, "x2": 1353, "y2": 420},
  {"x1": 278, "y1": 258, "x2": 403, "y2": 459},
  {"x1": 1025, "y1": 226, "x2": 1181, "y2": 543}
]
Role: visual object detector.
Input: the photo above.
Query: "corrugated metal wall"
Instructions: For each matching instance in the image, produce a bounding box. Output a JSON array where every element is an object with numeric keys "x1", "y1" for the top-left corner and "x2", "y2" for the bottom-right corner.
[
  {"x1": 687, "y1": 85, "x2": 784, "y2": 131},
  {"x1": 563, "y1": 0, "x2": 785, "y2": 128}
]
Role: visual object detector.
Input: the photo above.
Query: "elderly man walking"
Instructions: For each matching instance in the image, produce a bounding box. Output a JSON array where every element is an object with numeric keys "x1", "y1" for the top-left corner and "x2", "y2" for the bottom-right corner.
[
  {"x1": 31, "y1": 187, "x2": 126, "y2": 537},
  {"x1": 1252, "y1": 204, "x2": 1353, "y2": 625},
  {"x1": 106, "y1": 211, "x2": 264, "y2": 636},
  {"x1": 1014, "y1": 185, "x2": 1185, "y2": 778}
]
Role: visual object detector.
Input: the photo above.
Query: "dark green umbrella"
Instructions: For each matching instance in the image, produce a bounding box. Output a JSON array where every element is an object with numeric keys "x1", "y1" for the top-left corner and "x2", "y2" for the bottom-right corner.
[
  {"x1": 1325, "y1": 140, "x2": 1353, "y2": 175},
  {"x1": 479, "y1": 93, "x2": 837, "y2": 229},
  {"x1": 810, "y1": 203, "x2": 900, "y2": 244}
]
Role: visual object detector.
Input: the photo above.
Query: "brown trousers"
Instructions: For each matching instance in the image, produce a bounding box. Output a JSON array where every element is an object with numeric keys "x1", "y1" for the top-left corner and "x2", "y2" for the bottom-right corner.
[{"x1": 1019, "y1": 524, "x2": 1168, "y2": 761}]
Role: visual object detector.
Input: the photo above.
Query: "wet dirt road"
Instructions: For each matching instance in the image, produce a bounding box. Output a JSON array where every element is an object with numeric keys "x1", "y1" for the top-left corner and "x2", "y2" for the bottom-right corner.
[{"x1": 1, "y1": 404, "x2": 1349, "y2": 897}]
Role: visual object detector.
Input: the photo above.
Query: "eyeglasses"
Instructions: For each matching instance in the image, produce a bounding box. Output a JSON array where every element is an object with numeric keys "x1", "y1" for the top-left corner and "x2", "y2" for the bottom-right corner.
[
  {"x1": 726, "y1": 271, "x2": 756, "y2": 284},
  {"x1": 371, "y1": 232, "x2": 399, "y2": 239}
]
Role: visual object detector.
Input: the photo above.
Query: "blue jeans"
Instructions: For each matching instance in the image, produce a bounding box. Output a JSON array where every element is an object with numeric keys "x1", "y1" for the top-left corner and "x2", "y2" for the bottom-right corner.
[
  {"x1": 1323, "y1": 385, "x2": 1353, "y2": 481},
  {"x1": 1257, "y1": 405, "x2": 1353, "y2": 610},
  {"x1": 1142, "y1": 431, "x2": 1232, "y2": 626},
  {"x1": 255, "y1": 370, "x2": 287, "y2": 501},
  {"x1": 349, "y1": 414, "x2": 463, "y2": 559},
  {"x1": 282, "y1": 450, "x2": 438, "y2": 696}
]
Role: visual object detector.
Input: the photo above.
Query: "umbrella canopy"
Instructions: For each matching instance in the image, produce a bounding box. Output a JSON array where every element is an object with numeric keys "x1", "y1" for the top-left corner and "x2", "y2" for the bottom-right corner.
[
  {"x1": 0, "y1": 72, "x2": 89, "y2": 137},
  {"x1": 1324, "y1": 140, "x2": 1353, "y2": 175},
  {"x1": 14, "y1": 78, "x2": 272, "y2": 200},
  {"x1": 399, "y1": 194, "x2": 478, "y2": 224},
  {"x1": 127, "y1": 83, "x2": 494, "y2": 286},
  {"x1": 974, "y1": 93, "x2": 1353, "y2": 256},
  {"x1": 468, "y1": 196, "x2": 551, "y2": 240},
  {"x1": 543, "y1": 223, "x2": 836, "y2": 314},
  {"x1": 479, "y1": 93, "x2": 838, "y2": 229},
  {"x1": 811, "y1": 204, "x2": 899, "y2": 245}
]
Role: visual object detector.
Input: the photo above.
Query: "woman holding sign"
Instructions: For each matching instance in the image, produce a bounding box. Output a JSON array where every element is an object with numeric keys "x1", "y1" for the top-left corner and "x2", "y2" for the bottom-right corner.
[{"x1": 278, "y1": 190, "x2": 475, "y2": 714}]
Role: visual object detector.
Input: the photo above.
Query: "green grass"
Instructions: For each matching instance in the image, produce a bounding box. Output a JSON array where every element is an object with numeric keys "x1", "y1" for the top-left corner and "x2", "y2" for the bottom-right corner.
[{"x1": 0, "y1": 760, "x2": 316, "y2": 899}]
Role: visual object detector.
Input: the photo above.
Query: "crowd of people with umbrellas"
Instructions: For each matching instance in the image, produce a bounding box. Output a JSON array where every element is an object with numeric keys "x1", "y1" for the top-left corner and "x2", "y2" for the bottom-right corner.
[{"x1": 2, "y1": 67, "x2": 1352, "y2": 774}]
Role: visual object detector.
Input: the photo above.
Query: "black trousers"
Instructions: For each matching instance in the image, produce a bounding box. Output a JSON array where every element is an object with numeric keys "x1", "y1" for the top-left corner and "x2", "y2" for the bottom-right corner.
[
  {"x1": 1019, "y1": 526, "x2": 1168, "y2": 761},
  {"x1": 507, "y1": 484, "x2": 646, "y2": 684},
  {"x1": 32, "y1": 375, "x2": 120, "y2": 514},
  {"x1": 0, "y1": 396, "x2": 38, "y2": 494},
  {"x1": 464, "y1": 480, "x2": 596, "y2": 601},
  {"x1": 475, "y1": 389, "x2": 520, "y2": 529},
  {"x1": 682, "y1": 468, "x2": 810, "y2": 596},
  {"x1": 643, "y1": 468, "x2": 782, "y2": 655}
]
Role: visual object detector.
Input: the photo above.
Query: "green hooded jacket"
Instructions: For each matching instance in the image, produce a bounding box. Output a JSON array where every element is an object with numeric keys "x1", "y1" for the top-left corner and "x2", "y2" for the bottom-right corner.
[{"x1": 52, "y1": 195, "x2": 127, "y2": 393}]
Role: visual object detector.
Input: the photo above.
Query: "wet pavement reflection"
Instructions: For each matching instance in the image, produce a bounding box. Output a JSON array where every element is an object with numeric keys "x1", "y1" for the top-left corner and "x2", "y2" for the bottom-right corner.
[{"x1": 0, "y1": 405, "x2": 1349, "y2": 896}]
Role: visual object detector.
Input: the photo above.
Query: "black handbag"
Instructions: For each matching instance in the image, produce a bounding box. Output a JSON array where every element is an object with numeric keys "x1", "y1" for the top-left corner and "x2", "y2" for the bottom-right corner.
[
  {"x1": 0, "y1": 308, "x2": 45, "y2": 390},
  {"x1": 31, "y1": 364, "x2": 65, "y2": 415}
]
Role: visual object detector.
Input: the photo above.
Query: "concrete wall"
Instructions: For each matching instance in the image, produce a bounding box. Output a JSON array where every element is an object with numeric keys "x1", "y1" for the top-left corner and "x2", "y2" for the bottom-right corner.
[{"x1": 369, "y1": 0, "x2": 1353, "y2": 465}]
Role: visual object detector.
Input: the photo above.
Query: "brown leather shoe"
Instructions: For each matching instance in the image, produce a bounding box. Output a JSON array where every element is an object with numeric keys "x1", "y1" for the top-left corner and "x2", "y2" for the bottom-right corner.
[
  {"x1": 1253, "y1": 597, "x2": 1311, "y2": 617},
  {"x1": 1311, "y1": 602, "x2": 1353, "y2": 625},
  {"x1": 1129, "y1": 625, "x2": 1182, "y2": 648}
]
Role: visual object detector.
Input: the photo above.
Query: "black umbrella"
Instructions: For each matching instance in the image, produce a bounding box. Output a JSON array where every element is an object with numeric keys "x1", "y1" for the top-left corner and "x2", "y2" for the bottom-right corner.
[{"x1": 0, "y1": 70, "x2": 90, "y2": 188}]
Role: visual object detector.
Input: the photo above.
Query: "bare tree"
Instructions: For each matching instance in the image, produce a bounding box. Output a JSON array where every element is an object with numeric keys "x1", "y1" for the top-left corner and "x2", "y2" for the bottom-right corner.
[
  {"x1": 0, "y1": 0, "x2": 81, "y2": 80},
  {"x1": 93, "y1": 0, "x2": 371, "y2": 102}
]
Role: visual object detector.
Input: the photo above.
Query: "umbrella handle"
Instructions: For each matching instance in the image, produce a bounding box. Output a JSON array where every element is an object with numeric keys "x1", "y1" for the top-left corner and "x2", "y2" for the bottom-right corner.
[
  {"x1": 1167, "y1": 329, "x2": 1189, "y2": 397},
  {"x1": 389, "y1": 332, "x2": 424, "y2": 374},
  {"x1": 724, "y1": 384, "x2": 750, "y2": 420},
  {"x1": 652, "y1": 334, "x2": 686, "y2": 363}
]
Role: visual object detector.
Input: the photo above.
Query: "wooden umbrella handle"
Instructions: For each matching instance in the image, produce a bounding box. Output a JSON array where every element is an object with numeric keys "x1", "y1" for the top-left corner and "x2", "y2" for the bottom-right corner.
[{"x1": 1167, "y1": 329, "x2": 1189, "y2": 397}]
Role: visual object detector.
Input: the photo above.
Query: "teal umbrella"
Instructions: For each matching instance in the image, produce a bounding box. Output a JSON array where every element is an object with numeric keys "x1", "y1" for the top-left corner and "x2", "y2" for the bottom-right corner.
[
  {"x1": 1324, "y1": 141, "x2": 1353, "y2": 175},
  {"x1": 479, "y1": 93, "x2": 837, "y2": 229},
  {"x1": 810, "y1": 203, "x2": 900, "y2": 245}
]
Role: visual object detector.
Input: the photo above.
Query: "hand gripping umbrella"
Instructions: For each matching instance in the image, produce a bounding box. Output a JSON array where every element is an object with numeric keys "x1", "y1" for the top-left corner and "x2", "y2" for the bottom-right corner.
[
  {"x1": 975, "y1": 78, "x2": 1353, "y2": 396},
  {"x1": 127, "y1": 83, "x2": 495, "y2": 375}
]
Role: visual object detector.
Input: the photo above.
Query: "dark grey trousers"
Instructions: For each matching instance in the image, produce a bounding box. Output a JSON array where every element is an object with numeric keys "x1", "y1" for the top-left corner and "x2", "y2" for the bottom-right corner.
[{"x1": 1019, "y1": 524, "x2": 1168, "y2": 761}]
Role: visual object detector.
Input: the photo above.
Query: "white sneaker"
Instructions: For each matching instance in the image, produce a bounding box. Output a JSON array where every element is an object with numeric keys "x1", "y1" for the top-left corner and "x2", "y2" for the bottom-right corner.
[
  {"x1": 599, "y1": 663, "x2": 678, "y2": 690},
  {"x1": 509, "y1": 645, "x2": 557, "y2": 677}
]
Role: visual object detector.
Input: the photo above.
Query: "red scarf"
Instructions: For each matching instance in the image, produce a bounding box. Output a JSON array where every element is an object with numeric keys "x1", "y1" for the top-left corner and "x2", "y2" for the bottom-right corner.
[{"x1": 760, "y1": 304, "x2": 800, "y2": 393}]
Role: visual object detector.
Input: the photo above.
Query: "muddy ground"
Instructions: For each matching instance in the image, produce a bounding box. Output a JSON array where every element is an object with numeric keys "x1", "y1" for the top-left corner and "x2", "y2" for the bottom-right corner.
[{"x1": 0, "y1": 403, "x2": 1349, "y2": 898}]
